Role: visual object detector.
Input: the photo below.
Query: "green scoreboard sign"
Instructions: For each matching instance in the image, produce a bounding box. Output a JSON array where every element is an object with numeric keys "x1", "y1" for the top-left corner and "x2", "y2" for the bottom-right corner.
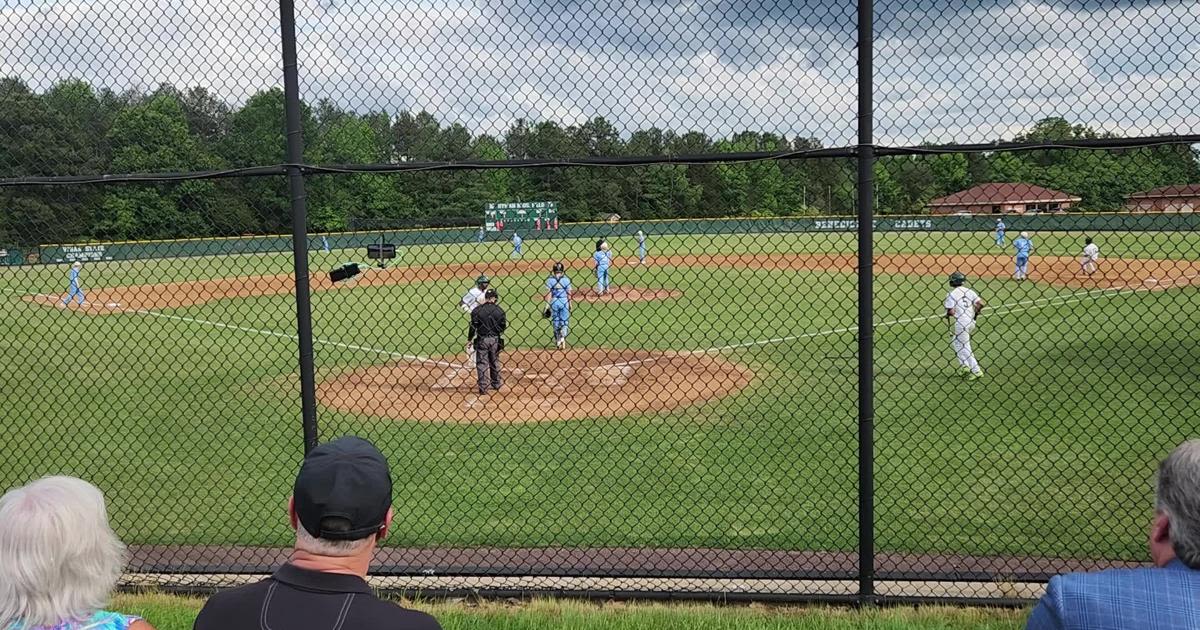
[{"x1": 485, "y1": 201, "x2": 559, "y2": 232}]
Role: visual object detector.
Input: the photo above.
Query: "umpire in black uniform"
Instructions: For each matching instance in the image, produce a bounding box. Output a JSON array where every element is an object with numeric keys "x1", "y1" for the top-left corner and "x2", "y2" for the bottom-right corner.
[{"x1": 468, "y1": 288, "x2": 507, "y2": 395}]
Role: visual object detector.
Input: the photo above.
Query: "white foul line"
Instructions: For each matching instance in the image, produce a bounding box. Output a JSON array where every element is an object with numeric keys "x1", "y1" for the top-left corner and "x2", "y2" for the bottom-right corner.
[
  {"x1": 598, "y1": 275, "x2": 1189, "y2": 369},
  {"x1": 7, "y1": 272, "x2": 1194, "y2": 373},
  {"x1": 127, "y1": 309, "x2": 468, "y2": 369},
  {"x1": 0, "y1": 287, "x2": 466, "y2": 369}
]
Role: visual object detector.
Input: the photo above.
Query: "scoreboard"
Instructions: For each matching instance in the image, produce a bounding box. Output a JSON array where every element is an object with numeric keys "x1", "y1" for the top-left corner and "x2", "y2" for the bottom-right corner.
[{"x1": 485, "y1": 201, "x2": 559, "y2": 232}]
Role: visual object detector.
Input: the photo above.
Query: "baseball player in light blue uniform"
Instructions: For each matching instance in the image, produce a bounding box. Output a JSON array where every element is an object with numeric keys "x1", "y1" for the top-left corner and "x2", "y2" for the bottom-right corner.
[
  {"x1": 636, "y1": 230, "x2": 647, "y2": 264},
  {"x1": 593, "y1": 239, "x2": 613, "y2": 294},
  {"x1": 511, "y1": 233, "x2": 523, "y2": 257},
  {"x1": 995, "y1": 218, "x2": 1006, "y2": 246},
  {"x1": 476, "y1": 226, "x2": 485, "y2": 244},
  {"x1": 61, "y1": 261, "x2": 86, "y2": 307},
  {"x1": 1013, "y1": 231, "x2": 1033, "y2": 280},
  {"x1": 545, "y1": 262, "x2": 572, "y2": 349}
]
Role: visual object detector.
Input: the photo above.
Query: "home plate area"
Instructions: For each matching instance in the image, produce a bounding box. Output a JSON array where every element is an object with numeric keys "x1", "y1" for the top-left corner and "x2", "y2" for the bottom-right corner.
[{"x1": 316, "y1": 348, "x2": 755, "y2": 424}]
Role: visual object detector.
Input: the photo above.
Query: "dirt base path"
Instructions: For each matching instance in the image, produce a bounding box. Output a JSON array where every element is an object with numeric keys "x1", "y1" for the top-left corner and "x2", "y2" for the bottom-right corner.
[
  {"x1": 26, "y1": 253, "x2": 1200, "y2": 315},
  {"x1": 316, "y1": 348, "x2": 755, "y2": 423}
]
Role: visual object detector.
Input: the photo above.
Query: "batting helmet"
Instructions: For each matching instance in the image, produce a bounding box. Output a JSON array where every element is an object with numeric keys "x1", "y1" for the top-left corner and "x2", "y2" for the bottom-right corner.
[
  {"x1": 949, "y1": 271, "x2": 966, "y2": 287},
  {"x1": 475, "y1": 275, "x2": 490, "y2": 286},
  {"x1": 552, "y1": 261, "x2": 565, "y2": 274}
]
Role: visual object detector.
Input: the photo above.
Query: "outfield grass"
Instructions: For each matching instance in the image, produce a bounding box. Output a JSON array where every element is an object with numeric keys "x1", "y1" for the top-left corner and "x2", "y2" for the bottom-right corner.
[
  {"x1": 111, "y1": 593, "x2": 1027, "y2": 630},
  {"x1": 1, "y1": 230, "x2": 1198, "y2": 559}
]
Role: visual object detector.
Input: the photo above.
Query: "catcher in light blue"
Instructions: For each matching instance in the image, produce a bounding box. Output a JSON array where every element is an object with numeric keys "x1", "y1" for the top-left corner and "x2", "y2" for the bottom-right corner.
[{"x1": 544, "y1": 261, "x2": 573, "y2": 350}]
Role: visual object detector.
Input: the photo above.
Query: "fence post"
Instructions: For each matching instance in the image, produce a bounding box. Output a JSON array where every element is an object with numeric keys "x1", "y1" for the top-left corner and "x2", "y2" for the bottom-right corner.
[
  {"x1": 279, "y1": 0, "x2": 320, "y2": 454},
  {"x1": 856, "y1": 0, "x2": 876, "y2": 607}
]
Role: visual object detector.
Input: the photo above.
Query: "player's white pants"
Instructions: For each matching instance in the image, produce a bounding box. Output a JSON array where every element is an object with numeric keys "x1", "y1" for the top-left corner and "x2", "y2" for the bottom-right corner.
[{"x1": 952, "y1": 323, "x2": 981, "y2": 374}]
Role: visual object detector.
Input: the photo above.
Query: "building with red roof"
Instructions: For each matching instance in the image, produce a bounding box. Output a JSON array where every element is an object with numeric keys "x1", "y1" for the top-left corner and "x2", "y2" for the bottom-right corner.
[{"x1": 926, "y1": 183, "x2": 1081, "y2": 215}]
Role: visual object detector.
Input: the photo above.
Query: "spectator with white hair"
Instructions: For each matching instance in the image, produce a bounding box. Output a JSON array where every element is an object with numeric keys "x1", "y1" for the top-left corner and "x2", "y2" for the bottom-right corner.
[
  {"x1": 194, "y1": 436, "x2": 440, "y2": 629},
  {"x1": 0, "y1": 476, "x2": 155, "y2": 630},
  {"x1": 1027, "y1": 440, "x2": 1200, "y2": 629}
]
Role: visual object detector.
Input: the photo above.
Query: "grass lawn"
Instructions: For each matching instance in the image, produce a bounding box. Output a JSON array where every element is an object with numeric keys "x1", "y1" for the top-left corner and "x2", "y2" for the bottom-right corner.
[
  {"x1": 1, "y1": 229, "x2": 1198, "y2": 559},
  {"x1": 112, "y1": 592, "x2": 1028, "y2": 630}
]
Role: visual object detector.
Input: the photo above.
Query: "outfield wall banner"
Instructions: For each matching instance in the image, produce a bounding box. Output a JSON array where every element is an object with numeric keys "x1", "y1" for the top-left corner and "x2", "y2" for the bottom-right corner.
[{"x1": 20, "y1": 213, "x2": 1200, "y2": 264}]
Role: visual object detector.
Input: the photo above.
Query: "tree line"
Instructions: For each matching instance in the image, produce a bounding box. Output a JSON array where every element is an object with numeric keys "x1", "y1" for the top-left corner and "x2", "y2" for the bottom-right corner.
[{"x1": 1, "y1": 77, "x2": 1197, "y2": 244}]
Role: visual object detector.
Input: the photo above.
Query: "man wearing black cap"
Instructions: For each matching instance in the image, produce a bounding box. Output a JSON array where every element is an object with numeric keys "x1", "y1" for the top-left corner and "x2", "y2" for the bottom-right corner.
[
  {"x1": 193, "y1": 436, "x2": 440, "y2": 630},
  {"x1": 468, "y1": 288, "x2": 507, "y2": 395}
]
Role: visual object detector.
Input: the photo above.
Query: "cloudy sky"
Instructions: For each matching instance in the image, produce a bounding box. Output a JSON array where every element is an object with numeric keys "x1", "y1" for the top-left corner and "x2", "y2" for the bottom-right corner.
[{"x1": 2, "y1": 0, "x2": 1198, "y2": 146}]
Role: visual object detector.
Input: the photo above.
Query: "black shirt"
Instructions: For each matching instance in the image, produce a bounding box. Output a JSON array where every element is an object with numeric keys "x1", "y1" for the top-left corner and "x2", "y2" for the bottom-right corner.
[
  {"x1": 468, "y1": 302, "x2": 507, "y2": 340},
  {"x1": 193, "y1": 563, "x2": 441, "y2": 630}
]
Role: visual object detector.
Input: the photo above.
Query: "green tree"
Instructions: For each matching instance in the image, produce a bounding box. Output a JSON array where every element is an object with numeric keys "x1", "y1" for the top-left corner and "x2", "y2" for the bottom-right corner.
[
  {"x1": 0, "y1": 78, "x2": 93, "y2": 243},
  {"x1": 220, "y1": 89, "x2": 300, "y2": 233},
  {"x1": 95, "y1": 94, "x2": 218, "y2": 239}
]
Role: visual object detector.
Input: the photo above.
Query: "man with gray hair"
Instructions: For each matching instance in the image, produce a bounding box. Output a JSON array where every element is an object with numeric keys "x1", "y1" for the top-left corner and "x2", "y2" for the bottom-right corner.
[
  {"x1": 1027, "y1": 440, "x2": 1200, "y2": 629},
  {"x1": 194, "y1": 437, "x2": 440, "y2": 629}
]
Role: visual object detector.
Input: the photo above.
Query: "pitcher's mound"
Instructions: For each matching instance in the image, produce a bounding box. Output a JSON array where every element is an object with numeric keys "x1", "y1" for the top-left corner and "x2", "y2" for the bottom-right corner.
[{"x1": 317, "y1": 348, "x2": 754, "y2": 424}]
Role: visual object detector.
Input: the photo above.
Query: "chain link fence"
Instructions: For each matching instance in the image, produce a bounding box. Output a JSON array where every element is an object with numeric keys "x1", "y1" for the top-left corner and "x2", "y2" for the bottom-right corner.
[{"x1": 2, "y1": 0, "x2": 1199, "y2": 604}]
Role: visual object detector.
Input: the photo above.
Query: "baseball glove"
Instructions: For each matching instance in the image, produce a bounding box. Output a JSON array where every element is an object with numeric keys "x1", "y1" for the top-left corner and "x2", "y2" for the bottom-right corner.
[{"x1": 542, "y1": 306, "x2": 552, "y2": 319}]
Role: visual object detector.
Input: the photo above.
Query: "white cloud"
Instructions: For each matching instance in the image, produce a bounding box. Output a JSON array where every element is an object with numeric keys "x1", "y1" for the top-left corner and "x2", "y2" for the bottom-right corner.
[{"x1": 1, "y1": 0, "x2": 1197, "y2": 147}]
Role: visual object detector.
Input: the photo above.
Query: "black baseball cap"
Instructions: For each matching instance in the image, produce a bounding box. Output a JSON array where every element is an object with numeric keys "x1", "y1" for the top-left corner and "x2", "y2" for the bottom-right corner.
[
  {"x1": 485, "y1": 288, "x2": 498, "y2": 299},
  {"x1": 293, "y1": 436, "x2": 392, "y2": 541}
]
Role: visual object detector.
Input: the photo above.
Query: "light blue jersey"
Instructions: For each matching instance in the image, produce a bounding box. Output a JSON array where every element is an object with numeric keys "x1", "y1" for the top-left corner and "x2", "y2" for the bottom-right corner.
[
  {"x1": 1013, "y1": 236, "x2": 1033, "y2": 279},
  {"x1": 1014, "y1": 236, "x2": 1032, "y2": 258},
  {"x1": 995, "y1": 220, "x2": 1007, "y2": 246},
  {"x1": 512, "y1": 234, "x2": 523, "y2": 256},
  {"x1": 593, "y1": 250, "x2": 613, "y2": 294},
  {"x1": 62, "y1": 266, "x2": 85, "y2": 305},
  {"x1": 546, "y1": 274, "x2": 572, "y2": 344},
  {"x1": 546, "y1": 275, "x2": 572, "y2": 302}
]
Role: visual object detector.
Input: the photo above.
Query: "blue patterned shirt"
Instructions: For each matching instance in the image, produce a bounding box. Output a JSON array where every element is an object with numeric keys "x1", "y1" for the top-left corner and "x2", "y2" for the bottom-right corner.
[{"x1": 1027, "y1": 560, "x2": 1200, "y2": 630}]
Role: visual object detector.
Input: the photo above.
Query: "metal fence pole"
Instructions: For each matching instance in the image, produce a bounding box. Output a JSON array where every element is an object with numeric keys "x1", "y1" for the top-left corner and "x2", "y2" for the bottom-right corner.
[
  {"x1": 279, "y1": 0, "x2": 319, "y2": 454},
  {"x1": 856, "y1": 0, "x2": 876, "y2": 607}
]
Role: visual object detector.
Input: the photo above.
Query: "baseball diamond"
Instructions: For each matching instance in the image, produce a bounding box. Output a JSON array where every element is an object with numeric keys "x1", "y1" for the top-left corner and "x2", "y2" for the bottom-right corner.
[{"x1": 1, "y1": 227, "x2": 1199, "y2": 575}]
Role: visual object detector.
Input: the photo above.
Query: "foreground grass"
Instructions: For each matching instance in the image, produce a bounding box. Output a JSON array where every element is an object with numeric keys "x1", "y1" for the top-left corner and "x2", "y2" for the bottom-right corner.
[{"x1": 112, "y1": 593, "x2": 1026, "y2": 630}]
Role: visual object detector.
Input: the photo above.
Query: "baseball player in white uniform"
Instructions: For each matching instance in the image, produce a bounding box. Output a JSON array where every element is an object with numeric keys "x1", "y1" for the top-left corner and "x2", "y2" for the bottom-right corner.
[
  {"x1": 461, "y1": 275, "x2": 489, "y2": 364},
  {"x1": 1081, "y1": 237, "x2": 1100, "y2": 275},
  {"x1": 944, "y1": 271, "x2": 986, "y2": 380}
]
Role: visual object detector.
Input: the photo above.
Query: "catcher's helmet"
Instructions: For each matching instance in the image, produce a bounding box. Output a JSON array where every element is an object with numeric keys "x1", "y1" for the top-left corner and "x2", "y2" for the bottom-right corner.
[
  {"x1": 949, "y1": 271, "x2": 966, "y2": 287},
  {"x1": 552, "y1": 261, "x2": 565, "y2": 274},
  {"x1": 475, "y1": 275, "x2": 490, "y2": 286}
]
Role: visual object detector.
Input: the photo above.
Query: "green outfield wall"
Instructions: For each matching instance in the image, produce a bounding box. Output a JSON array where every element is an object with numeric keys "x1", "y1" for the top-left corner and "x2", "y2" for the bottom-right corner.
[{"x1": 3, "y1": 213, "x2": 1198, "y2": 265}]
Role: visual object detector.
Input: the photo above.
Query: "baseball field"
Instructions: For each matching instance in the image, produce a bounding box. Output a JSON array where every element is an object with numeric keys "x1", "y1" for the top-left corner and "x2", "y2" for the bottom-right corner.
[{"x1": 2, "y1": 227, "x2": 1199, "y2": 568}]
